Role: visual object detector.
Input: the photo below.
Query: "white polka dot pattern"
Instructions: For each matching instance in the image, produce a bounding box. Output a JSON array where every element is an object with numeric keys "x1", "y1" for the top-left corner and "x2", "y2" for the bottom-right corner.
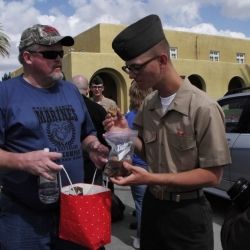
[{"x1": 59, "y1": 183, "x2": 112, "y2": 249}]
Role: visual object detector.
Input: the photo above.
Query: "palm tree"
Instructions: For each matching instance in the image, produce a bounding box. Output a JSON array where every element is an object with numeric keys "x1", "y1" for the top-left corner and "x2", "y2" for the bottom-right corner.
[{"x1": 0, "y1": 24, "x2": 10, "y2": 57}]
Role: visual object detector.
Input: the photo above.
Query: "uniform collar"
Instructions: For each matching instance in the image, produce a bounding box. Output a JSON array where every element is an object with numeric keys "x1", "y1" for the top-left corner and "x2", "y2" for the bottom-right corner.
[{"x1": 147, "y1": 78, "x2": 193, "y2": 116}]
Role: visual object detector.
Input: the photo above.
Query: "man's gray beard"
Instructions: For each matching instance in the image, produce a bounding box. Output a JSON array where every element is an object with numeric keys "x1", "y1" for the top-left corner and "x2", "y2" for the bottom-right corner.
[{"x1": 51, "y1": 72, "x2": 64, "y2": 81}]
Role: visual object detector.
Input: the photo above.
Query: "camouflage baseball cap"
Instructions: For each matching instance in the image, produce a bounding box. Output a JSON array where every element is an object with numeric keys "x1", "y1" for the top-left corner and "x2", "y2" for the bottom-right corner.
[{"x1": 19, "y1": 24, "x2": 74, "y2": 50}]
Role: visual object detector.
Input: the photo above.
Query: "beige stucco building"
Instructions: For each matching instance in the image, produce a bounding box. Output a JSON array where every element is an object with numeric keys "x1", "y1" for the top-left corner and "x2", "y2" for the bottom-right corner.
[{"x1": 13, "y1": 23, "x2": 250, "y2": 112}]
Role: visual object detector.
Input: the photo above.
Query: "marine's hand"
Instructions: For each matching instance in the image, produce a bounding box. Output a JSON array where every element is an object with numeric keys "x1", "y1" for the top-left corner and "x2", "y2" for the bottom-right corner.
[
  {"x1": 110, "y1": 161, "x2": 149, "y2": 186},
  {"x1": 103, "y1": 109, "x2": 129, "y2": 132},
  {"x1": 20, "y1": 150, "x2": 63, "y2": 180}
]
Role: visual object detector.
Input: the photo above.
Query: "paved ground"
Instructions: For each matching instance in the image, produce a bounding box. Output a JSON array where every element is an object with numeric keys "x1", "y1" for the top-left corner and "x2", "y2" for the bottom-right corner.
[
  {"x1": 105, "y1": 185, "x2": 227, "y2": 250},
  {"x1": 106, "y1": 186, "x2": 136, "y2": 250}
]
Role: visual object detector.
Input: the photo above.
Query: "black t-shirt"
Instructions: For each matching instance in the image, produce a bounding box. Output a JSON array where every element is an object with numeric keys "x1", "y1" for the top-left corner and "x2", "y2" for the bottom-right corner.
[
  {"x1": 82, "y1": 95, "x2": 109, "y2": 184},
  {"x1": 82, "y1": 95, "x2": 107, "y2": 146}
]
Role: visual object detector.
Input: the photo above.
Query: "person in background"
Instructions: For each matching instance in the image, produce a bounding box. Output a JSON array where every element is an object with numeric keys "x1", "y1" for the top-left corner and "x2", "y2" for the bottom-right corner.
[
  {"x1": 72, "y1": 75, "x2": 125, "y2": 225},
  {"x1": 104, "y1": 14, "x2": 231, "y2": 250},
  {"x1": 0, "y1": 24, "x2": 108, "y2": 250},
  {"x1": 125, "y1": 80, "x2": 153, "y2": 249},
  {"x1": 72, "y1": 74, "x2": 107, "y2": 185},
  {"x1": 89, "y1": 75, "x2": 118, "y2": 112},
  {"x1": 72, "y1": 74, "x2": 89, "y2": 96}
]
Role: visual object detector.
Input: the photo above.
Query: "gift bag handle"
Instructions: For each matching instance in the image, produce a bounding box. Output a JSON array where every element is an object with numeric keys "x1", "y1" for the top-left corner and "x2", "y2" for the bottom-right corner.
[
  {"x1": 59, "y1": 165, "x2": 77, "y2": 195},
  {"x1": 89, "y1": 168, "x2": 108, "y2": 188},
  {"x1": 59, "y1": 166, "x2": 108, "y2": 195},
  {"x1": 86, "y1": 168, "x2": 109, "y2": 193}
]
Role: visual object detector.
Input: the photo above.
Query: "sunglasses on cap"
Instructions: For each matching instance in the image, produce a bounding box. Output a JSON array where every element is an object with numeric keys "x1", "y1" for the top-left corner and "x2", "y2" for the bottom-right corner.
[{"x1": 28, "y1": 50, "x2": 64, "y2": 59}]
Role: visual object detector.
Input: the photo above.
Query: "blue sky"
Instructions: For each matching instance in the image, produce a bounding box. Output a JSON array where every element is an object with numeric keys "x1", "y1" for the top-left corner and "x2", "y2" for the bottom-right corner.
[
  {"x1": 35, "y1": 0, "x2": 75, "y2": 16},
  {"x1": 1, "y1": 0, "x2": 250, "y2": 79},
  {"x1": 199, "y1": 4, "x2": 249, "y2": 36}
]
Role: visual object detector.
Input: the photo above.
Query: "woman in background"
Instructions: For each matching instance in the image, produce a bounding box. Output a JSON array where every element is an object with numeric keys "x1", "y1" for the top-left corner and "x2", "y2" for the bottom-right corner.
[{"x1": 125, "y1": 81, "x2": 153, "y2": 249}]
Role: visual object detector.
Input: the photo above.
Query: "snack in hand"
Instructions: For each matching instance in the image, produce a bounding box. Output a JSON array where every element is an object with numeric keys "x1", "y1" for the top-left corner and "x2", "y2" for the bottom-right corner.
[
  {"x1": 104, "y1": 156, "x2": 132, "y2": 177},
  {"x1": 103, "y1": 130, "x2": 138, "y2": 178}
]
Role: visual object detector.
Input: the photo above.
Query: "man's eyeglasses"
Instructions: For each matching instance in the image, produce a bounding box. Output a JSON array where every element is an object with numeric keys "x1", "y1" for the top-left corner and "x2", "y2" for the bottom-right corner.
[
  {"x1": 28, "y1": 50, "x2": 64, "y2": 59},
  {"x1": 122, "y1": 55, "x2": 160, "y2": 74},
  {"x1": 91, "y1": 85, "x2": 103, "y2": 89}
]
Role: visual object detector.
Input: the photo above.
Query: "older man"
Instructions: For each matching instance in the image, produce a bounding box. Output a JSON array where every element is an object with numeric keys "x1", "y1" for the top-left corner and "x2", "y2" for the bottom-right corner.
[
  {"x1": 72, "y1": 74, "x2": 108, "y2": 184},
  {"x1": 0, "y1": 24, "x2": 108, "y2": 250}
]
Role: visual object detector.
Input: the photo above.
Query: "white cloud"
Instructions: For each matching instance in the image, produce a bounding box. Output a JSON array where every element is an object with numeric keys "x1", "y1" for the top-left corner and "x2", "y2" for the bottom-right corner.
[
  {"x1": 172, "y1": 23, "x2": 247, "y2": 39},
  {"x1": 145, "y1": 0, "x2": 202, "y2": 26},
  {"x1": 220, "y1": 0, "x2": 250, "y2": 20},
  {"x1": 0, "y1": 0, "x2": 249, "y2": 80}
]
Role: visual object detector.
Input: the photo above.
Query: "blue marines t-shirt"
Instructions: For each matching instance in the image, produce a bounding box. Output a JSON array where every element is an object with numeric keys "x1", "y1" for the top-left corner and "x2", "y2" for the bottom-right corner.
[{"x1": 0, "y1": 76, "x2": 96, "y2": 210}]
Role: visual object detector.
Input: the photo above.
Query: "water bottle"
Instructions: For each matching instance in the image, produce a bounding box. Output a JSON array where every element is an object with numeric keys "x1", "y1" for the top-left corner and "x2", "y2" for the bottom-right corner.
[{"x1": 38, "y1": 148, "x2": 59, "y2": 204}]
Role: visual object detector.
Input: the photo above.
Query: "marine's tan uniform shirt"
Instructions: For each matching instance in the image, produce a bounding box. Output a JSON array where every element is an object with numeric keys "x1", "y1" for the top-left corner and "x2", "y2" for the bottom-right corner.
[
  {"x1": 134, "y1": 78, "x2": 231, "y2": 195},
  {"x1": 91, "y1": 96, "x2": 117, "y2": 112}
]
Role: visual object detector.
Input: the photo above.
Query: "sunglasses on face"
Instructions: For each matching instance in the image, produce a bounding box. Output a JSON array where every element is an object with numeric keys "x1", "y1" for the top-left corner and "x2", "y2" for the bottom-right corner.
[
  {"x1": 122, "y1": 55, "x2": 160, "y2": 74},
  {"x1": 28, "y1": 50, "x2": 64, "y2": 59}
]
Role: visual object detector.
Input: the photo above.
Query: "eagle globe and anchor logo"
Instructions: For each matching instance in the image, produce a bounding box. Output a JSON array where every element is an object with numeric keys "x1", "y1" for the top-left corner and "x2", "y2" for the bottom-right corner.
[{"x1": 47, "y1": 120, "x2": 75, "y2": 147}]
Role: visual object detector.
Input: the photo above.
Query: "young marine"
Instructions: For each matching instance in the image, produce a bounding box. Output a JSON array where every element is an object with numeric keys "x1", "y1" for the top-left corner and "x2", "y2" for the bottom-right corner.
[{"x1": 104, "y1": 14, "x2": 231, "y2": 250}]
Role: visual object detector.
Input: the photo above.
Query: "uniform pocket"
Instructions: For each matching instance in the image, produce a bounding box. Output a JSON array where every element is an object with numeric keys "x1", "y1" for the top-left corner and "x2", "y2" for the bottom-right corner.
[
  {"x1": 143, "y1": 130, "x2": 157, "y2": 163},
  {"x1": 167, "y1": 133, "x2": 197, "y2": 170},
  {"x1": 168, "y1": 133, "x2": 196, "y2": 151},
  {"x1": 143, "y1": 130, "x2": 157, "y2": 144}
]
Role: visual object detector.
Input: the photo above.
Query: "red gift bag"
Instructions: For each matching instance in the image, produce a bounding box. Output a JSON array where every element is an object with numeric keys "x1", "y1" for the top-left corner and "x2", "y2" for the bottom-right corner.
[{"x1": 59, "y1": 169, "x2": 112, "y2": 250}]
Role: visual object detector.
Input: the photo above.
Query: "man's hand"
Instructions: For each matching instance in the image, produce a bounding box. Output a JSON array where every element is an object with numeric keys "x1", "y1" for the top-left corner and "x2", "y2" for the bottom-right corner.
[
  {"x1": 18, "y1": 150, "x2": 63, "y2": 180},
  {"x1": 110, "y1": 161, "x2": 150, "y2": 186},
  {"x1": 103, "y1": 109, "x2": 129, "y2": 131},
  {"x1": 87, "y1": 140, "x2": 109, "y2": 169}
]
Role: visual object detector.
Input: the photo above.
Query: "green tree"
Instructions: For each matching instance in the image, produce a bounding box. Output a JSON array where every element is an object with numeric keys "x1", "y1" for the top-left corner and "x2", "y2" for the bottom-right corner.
[
  {"x1": 2, "y1": 72, "x2": 11, "y2": 81},
  {"x1": 0, "y1": 24, "x2": 10, "y2": 57}
]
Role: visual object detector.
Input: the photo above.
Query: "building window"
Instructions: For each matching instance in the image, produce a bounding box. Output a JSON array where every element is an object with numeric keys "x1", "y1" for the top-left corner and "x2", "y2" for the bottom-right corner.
[
  {"x1": 170, "y1": 47, "x2": 178, "y2": 59},
  {"x1": 236, "y1": 53, "x2": 245, "y2": 64},
  {"x1": 209, "y1": 50, "x2": 220, "y2": 62}
]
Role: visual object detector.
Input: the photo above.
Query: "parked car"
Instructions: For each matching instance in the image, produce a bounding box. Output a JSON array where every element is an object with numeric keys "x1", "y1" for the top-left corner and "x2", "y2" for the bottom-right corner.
[{"x1": 204, "y1": 87, "x2": 250, "y2": 199}]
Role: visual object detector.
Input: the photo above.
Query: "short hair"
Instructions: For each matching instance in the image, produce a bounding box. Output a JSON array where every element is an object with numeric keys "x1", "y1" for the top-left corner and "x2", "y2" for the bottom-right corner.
[
  {"x1": 18, "y1": 44, "x2": 40, "y2": 65},
  {"x1": 129, "y1": 81, "x2": 153, "y2": 111},
  {"x1": 90, "y1": 75, "x2": 104, "y2": 86},
  {"x1": 148, "y1": 38, "x2": 170, "y2": 58}
]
